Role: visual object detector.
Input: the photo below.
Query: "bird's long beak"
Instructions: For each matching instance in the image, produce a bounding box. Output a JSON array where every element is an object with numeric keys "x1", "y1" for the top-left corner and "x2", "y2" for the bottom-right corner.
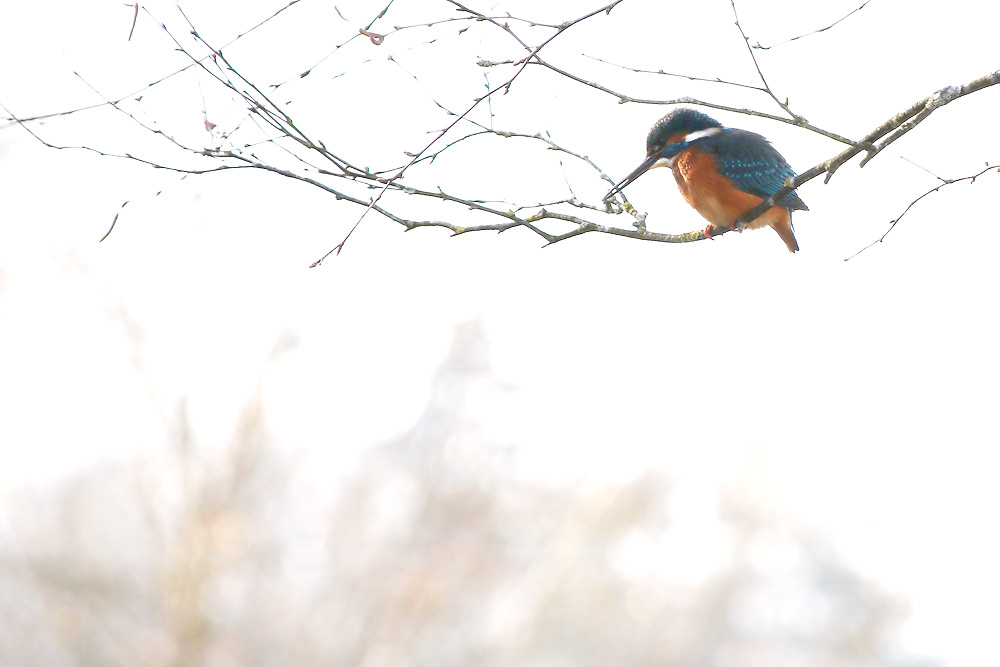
[{"x1": 604, "y1": 151, "x2": 669, "y2": 201}]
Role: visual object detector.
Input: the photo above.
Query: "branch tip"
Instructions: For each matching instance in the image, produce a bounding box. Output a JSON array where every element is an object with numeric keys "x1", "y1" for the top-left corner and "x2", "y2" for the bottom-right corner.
[{"x1": 358, "y1": 28, "x2": 384, "y2": 45}]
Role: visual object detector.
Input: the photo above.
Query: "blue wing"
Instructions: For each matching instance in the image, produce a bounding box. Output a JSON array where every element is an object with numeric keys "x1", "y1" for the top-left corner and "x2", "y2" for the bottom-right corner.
[{"x1": 706, "y1": 129, "x2": 809, "y2": 211}]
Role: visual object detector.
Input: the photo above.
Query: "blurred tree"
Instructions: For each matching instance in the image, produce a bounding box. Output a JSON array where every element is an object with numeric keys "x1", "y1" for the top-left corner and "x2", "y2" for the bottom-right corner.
[{"x1": 0, "y1": 320, "x2": 926, "y2": 666}]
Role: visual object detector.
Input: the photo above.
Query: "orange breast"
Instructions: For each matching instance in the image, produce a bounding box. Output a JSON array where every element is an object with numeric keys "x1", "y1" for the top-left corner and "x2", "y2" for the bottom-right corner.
[
  {"x1": 672, "y1": 148, "x2": 798, "y2": 252},
  {"x1": 673, "y1": 149, "x2": 762, "y2": 225}
]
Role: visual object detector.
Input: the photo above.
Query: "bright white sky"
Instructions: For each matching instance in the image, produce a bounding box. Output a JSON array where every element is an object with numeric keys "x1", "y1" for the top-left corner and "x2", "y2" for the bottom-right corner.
[{"x1": 2, "y1": 0, "x2": 999, "y2": 663}]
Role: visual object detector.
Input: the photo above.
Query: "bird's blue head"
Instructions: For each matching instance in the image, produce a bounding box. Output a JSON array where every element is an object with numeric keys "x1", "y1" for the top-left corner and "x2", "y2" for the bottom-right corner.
[
  {"x1": 606, "y1": 108, "x2": 724, "y2": 200},
  {"x1": 645, "y1": 108, "x2": 723, "y2": 157}
]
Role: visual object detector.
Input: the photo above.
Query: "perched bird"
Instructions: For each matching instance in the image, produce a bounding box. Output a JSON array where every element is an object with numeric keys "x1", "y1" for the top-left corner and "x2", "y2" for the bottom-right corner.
[{"x1": 607, "y1": 108, "x2": 808, "y2": 252}]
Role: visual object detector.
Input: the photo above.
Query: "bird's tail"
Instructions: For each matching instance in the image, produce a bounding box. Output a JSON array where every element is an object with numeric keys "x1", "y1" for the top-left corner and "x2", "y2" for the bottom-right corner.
[{"x1": 772, "y1": 217, "x2": 799, "y2": 253}]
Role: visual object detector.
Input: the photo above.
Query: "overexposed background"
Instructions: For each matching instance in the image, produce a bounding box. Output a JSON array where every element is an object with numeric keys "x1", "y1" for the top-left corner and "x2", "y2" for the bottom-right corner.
[{"x1": 2, "y1": 1, "x2": 998, "y2": 664}]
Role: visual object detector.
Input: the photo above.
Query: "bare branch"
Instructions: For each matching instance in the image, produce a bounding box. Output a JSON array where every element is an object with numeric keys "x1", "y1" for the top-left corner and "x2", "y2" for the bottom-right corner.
[
  {"x1": 8, "y1": 0, "x2": 997, "y2": 261},
  {"x1": 126, "y1": 3, "x2": 139, "y2": 41},
  {"x1": 684, "y1": 70, "x2": 1000, "y2": 243},
  {"x1": 528, "y1": 56, "x2": 860, "y2": 146},
  {"x1": 845, "y1": 163, "x2": 1000, "y2": 260},
  {"x1": 582, "y1": 54, "x2": 768, "y2": 94},
  {"x1": 754, "y1": 1, "x2": 873, "y2": 50},
  {"x1": 0, "y1": 0, "x2": 304, "y2": 127},
  {"x1": 100, "y1": 205, "x2": 127, "y2": 243},
  {"x1": 311, "y1": 0, "x2": 627, "y2": 263},
  {"x1": 728, "y1": 0, "x2": 803, "y2": 122}
]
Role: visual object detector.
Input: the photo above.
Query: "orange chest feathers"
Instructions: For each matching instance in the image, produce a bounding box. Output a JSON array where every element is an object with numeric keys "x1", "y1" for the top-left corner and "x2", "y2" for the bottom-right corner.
[{"x1": 672, "y1": 148, "x2": 769, "y2": 227}]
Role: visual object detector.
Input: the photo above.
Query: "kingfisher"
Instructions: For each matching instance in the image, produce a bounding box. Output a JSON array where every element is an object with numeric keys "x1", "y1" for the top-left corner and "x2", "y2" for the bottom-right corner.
[{"x1": 606, "y1": 108, "x2": 808, "y2": 252}]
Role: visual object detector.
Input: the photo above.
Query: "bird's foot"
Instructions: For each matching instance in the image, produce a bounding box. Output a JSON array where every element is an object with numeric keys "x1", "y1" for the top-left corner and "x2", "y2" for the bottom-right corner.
[{"x1": 704, "y1": 224, "x2": 717, "y2": 239}]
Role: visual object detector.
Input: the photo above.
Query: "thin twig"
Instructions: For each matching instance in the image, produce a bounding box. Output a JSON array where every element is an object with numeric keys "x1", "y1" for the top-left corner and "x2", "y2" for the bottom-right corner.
[
  {"x1": 529, "y1": 56, "x2": 859, "y2": 146},
  {"x1": 688, "y1": 71, "x2": 1000, "y2": 243},
  {"x1": 754, "y1": 1, "x2": 872, "y2": 49},
  {"x1": 311, "y1": 0, "x2": 626, "y2": 263},
  {"x1": 10, "y1": 1, "x2": 999, "y2": 258},
  {"x1": 582, "y1": 54, "x2": 768, "y2": 94},
  {"x1": 1, "y1": 0, "x2": 303, "y2": 127},
  {"x1": 845, "y1": 164, "x2": 1000, "y2": 260},
  {"x1": 100, "y1": 205, "x2": 126, "y2": 242},
  {"x1": 899, "y1": 156, "x2": 947, "y2": 183},
  {"x1": 729, "y1": 0, "x2": 801, "y2": 121},
  {"x1": 126, "y1": 3, "x2": 139, "y2": 41}
]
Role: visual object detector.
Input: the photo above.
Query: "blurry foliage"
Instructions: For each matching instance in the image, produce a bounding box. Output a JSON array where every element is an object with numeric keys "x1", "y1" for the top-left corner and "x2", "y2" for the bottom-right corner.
[{"x1": 0, "y1": 321, "x2": 922, "y2": 666}]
